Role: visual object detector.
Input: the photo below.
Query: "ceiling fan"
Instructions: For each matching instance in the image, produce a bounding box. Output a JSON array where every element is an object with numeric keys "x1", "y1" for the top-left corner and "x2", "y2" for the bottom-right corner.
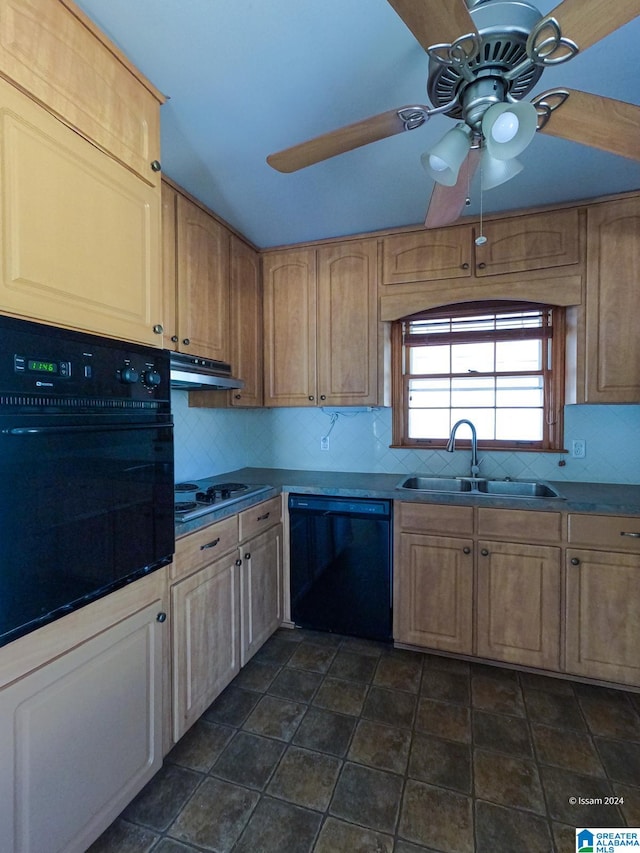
[{"x1": 266, "y1": 0, "x2": 640, "y2": 228}]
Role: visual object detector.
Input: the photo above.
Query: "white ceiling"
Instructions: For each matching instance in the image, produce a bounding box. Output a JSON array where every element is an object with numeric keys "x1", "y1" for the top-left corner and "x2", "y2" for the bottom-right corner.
[{"x1": 75, "y1": 0, "x2": 640, "y2": 248}]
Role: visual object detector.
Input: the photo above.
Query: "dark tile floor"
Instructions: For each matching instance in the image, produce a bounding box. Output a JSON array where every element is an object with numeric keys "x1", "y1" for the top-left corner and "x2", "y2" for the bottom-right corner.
[{"x1": 90, "y1": 629, "x2": 640, "y2": 853}]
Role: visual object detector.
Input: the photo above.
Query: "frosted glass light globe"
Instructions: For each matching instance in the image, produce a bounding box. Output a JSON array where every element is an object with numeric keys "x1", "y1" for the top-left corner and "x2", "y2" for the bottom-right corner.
[
  {"x1": 490, "y1": 111, "x2": 519, "y2": 143},
  {"x1": 428, "y1": 153, "x2": 449, "y2": 172}
]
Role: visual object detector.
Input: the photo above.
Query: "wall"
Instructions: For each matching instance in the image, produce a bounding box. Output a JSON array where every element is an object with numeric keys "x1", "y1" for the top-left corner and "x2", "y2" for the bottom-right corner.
[{"x1": 173, "y1": 390, "x2": 640, "y2": 485}]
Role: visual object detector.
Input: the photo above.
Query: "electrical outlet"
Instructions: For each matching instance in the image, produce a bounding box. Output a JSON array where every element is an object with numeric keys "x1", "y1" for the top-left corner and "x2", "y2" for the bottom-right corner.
[
  {"x1": 320, "y1": 436, "x2": 329, "y2": 451},
  {"x1": 571, "y1": 439, "x2": 586, "y2": 459}
]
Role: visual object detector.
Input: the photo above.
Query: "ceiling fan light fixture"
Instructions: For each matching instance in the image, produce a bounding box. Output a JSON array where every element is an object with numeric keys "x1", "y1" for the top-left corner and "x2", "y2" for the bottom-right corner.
[
  {"x1": 481, "y1": 150, "x2": 523, "y2": 190},
  {"x1": 482, "y1": 101, "x2": 538, "y2": 160},
  {"x1": 422, "y1": 123, "x2": 472, "y2": 186}
]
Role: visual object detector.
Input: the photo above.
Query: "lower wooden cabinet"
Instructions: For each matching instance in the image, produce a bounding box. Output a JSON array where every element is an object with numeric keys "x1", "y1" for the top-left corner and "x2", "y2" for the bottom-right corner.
[
  {"x1": 241, "y1": 524, "x2": 283, "y2": 665},
  {"x1": 170, "y1": 497, "x2": 283, "y2": 743},
  {"x1": 171, "y1": 553, "x2": 242, "y2": 741},
  {"x1": 0, "y1": 576, "x2": 165, "y2": 853},
  {"x1": 476, "y1": 540, "x2": 561, "y2": 670},
  {"x1": 395, "y1": 532, "x2": 473, "y2": 654}
]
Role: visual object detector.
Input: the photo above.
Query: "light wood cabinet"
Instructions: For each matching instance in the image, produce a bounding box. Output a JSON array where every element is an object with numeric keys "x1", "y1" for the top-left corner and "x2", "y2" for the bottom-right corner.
[
  {"x1": 566, "y1": 548, "x2": 640, "y2": 686},
  {"x1": 565, "y1": 512, "x2": 640, "y2": 686},
  {"x1": 263, "y1": 240, "x2": 385, "y2": 406},
  {"x1": 228, "y1": 235, "x2": 263, "y2": 406},
  {"x1": 171, "y1": 552, "x2": 242, "y2": 741},
  {"x1": 175, "y1": 193, "x2": 230, "y2": 361},
  {"x1": 240, "y1": 524, "x2": 283, "y2": 665},
  {"x1": 394, "y1": 531, "x2": 474, "y2": 654},
  {"x1": 0, "y1": 75, "x2": 163, "y2": 345},
  {"x1": 0, "y1": 0, "x2": 163, "y2": 185},
  {"x1": 0, "y1": 572, "x2": 165, "y2": 853},
  {"x1": 382, "y1": 209, "x2": 580, "y2": 285},
  {"x1": 476, "y1": 539, "x2": 561, "y2": 670},
  {"x1": 582, "y1": 196, "x2": 640, "y2": 402},
  {"x1": 170, "y1": 497, "x2": 283, "y2": 742}
]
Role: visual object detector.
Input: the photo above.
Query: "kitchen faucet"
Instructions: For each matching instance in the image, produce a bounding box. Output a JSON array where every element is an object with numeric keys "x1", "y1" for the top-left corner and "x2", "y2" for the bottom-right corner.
[{"x1": 446, "y1": 419, "x2": 481, "y2": 479}]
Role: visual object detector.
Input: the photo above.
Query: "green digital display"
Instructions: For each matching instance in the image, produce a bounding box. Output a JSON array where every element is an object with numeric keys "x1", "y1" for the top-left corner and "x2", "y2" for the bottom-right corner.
[{"x1": 28, "y1": 359, "x2": 58, "y2": 374}]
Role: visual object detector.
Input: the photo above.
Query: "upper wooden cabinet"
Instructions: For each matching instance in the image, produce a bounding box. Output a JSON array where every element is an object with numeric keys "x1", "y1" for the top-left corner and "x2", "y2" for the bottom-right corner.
[
  {"x1": 263, "y1": 240, "x2": 387, "y2": 407},
  {"x1": 581, "y1": 196, "x2": 640, "y2": 402},
  {"x1": 228, "y1": 235, "x2": 263, "y2": 407},
  {"x1": 162, "y1": 186, "x2": 231, "y2": 362},
  {"x1": 0, "y1": 76, "x2": 163, "y2": 345},
  {"x1": 0, "y1": 0, "x2": 163, "y2": 185},
  {"x1": 383, "y1": 208, "x2": 580, "y2": 286}
]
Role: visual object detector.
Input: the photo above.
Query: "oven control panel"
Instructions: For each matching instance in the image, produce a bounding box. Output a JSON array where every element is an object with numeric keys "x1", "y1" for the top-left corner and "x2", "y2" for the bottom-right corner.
[{"x1": 1, "y1": 314, "x2": 170, "y2": 403}]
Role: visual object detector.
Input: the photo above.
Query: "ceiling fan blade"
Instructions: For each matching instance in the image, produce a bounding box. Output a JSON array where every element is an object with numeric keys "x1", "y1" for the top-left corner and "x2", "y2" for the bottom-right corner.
[
  {"x1": 267, "y1": 106, "x2": 426, "y2": 173},
  {"x1": 386, "y1": 0, "x2": 478, "y2": 52},
  {"x1": 545, "y1": 0, "x2": 640, "y2": 51},
  {"x1": 424, "y1": 148, "x2": 480, "y2": 228},
  {"x1": 537, "y1": 88, "x2": 640, "y2": 161}
]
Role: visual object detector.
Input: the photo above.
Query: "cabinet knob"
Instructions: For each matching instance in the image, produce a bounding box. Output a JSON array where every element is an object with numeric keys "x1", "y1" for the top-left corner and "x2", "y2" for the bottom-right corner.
[
  {"x1": 570, "y1": 557, "x2": 580, "y2": 565},
  {"x1": 156, "y1": 612, "x2": 167, "y2": 623},
  {"x1": 477, "y1": 262, "x2": 486, "y2": 269},
  {"x1": 463, "y1": 547, "x2": 471, "y2": 554},
  {"x1": 152, "y1": 324, "x2": 164, "y2": 334},
  {"x1": 234, "y1": 393, "x2": 242, "y2": 399},
  {"x1": 183, "y1": 338, "x2": 190, "y2": 346},
  {"x1": 150, "y1": 160, "x2": 162, "y2": 172},
  {"x1": 480, "y1": 548, "x2": 489, "y2": 556},
  {"x1": 308, "y1": 395, "x2": 315, "y2": 401},
  {"x1": 461, "y1": 262, "x2": 470, "y2": 270},
  {"x1": 244, "y1": 552, "x2": 251, "y2": 560},
  {"x1": 320, "y1": 395, "x2": 326, "y2": 401},
  {"x1": 235, "y1": 558, "x2": 242, "y2": 566},
  {"x1": 171, "y1": 335, "x2": 179, "y2": 343}
]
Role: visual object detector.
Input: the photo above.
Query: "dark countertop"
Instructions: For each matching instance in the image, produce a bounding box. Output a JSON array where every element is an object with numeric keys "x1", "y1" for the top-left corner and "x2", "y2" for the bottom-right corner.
[{"x1": 176, "y1": 468, "x2": 640, "y2": 537}]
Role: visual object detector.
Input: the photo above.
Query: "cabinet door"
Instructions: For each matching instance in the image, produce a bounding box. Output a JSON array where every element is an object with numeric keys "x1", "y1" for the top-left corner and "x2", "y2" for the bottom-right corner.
[
  {"x1": 394, "y1": 533, "x2": 473, "y2": 654},
  {"x1": 317, "y1": 239, "x2": 379, "y2": 405},
  {"x1": 241, "y1": 524, "x2": 283, "y2": 665},
  {"x1": 474, "y1": 208, "x2": 580, "y2": 277},
  {"x1": 263, "y1": 248, "x2": 317, "y2": 406},
  {"x1": 566, "y1": 548, "x2": 640, "y2": 686},
  {"x1": 161, "y1": 181, "x2": 179, "y2": 349},
  {"x1": 0, "y1": 77, "x2": 162, "y2": 346},
  {"x1": 477, "y1": 540, "x2": 561, "y2": 670},
  {"x1": 229, "y1": 235, "x2": 263, "y2": 407},
  {"x1": 176, "y1": 194, "x2": 230, "y2": 361},
  {"x1": 382, "y1": 226, "x2": 473, "y2": 284},
  {"x1": 584, "y1": 196, "x2": 640, "y2": 402},
  {"x1": 0, "y1": 599, "x2": 163, "y2": 853},
  {"x1": 172, "y1": 555, "x2": 241, "y2": 741}
]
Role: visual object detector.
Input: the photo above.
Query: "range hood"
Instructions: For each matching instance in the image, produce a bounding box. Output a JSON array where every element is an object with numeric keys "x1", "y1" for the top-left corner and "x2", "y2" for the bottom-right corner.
[{"x1": 169, "y1": 351, "x2": 244, "y2": 391}]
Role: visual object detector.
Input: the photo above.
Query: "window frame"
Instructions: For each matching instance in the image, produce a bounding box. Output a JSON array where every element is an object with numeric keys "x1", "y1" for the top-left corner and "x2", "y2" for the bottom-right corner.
[{"x1": 391, "y1": 301, "x2": 566, "y2": 452}]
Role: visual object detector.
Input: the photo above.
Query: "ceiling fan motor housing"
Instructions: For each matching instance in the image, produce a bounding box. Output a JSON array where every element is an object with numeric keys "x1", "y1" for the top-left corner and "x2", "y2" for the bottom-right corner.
[{"x1": 428, "y1": 0, "x2": 545, "y2": 126}]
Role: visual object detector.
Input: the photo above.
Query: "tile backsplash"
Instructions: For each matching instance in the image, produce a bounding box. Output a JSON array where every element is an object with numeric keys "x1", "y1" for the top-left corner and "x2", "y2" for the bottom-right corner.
[{"x1": 172, "y1": 391, "x2": 640, "y2": 484}]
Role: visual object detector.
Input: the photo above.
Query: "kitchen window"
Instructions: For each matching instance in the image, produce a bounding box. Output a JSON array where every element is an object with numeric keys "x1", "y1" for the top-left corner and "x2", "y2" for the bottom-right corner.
[{"x1": 391, "y1": 301, "x2": 565, "y2": 451}]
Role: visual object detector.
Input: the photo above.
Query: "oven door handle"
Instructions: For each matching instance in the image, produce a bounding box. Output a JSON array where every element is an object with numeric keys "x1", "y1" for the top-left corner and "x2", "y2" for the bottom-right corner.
[{"x1": 2, "y1": 423, "x2": 170, "y2": 435}]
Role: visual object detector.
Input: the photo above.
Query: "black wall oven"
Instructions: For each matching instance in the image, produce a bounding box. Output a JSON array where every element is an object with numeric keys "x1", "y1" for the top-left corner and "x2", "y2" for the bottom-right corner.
[{"x1": 0, "y1": 315, "x2": 174, "y2": 647}]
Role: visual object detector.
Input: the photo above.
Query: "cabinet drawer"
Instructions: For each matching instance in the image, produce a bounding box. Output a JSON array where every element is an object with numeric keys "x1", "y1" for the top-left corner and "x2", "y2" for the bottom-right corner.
[
  {"x1": 396, "y1": 502, "x2": 473, "y2": 536},
  {"x1": 172, "y1": 515, "x2": 238, "y2": 580},
  {"x1": 568, "y1": 514, "x2": 640, "y2": 552},
  {"x1": 477, "y1": 508, "x2": 562, "y2": 543},
  {"x1": 239, "y1": 496, "x2": 281, "y2": 542}
]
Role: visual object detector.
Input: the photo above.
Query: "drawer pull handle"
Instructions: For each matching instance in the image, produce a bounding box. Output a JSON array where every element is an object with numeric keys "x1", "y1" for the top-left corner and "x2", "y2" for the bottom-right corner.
[
  {"x1": 257, "y1": 512, "x2": 270, "y2": 521},
  {"x1": 620, "y1": 531, "x2": 640, "y2": 538},
  {"x1": 201, "y1": 537, "x2": 220, "y2": 550}
]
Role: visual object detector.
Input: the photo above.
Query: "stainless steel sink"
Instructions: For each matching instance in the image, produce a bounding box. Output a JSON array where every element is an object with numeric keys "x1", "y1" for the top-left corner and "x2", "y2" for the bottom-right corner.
[
  {"x1": 398, "y1": 476, "x2": 472, "y2": 493},
  {"x1": 475, "y1": 480, "x2": 562, "y2": 498},
  {"x1": 397, "y1": 476, "x2": 563, "y2": 499}
]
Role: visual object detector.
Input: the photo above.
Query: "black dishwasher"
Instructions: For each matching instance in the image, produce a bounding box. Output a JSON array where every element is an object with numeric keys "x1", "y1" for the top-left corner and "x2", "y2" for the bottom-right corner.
[{"x1": 288, "y1": 494, "x2": 392, "y2": 642}]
